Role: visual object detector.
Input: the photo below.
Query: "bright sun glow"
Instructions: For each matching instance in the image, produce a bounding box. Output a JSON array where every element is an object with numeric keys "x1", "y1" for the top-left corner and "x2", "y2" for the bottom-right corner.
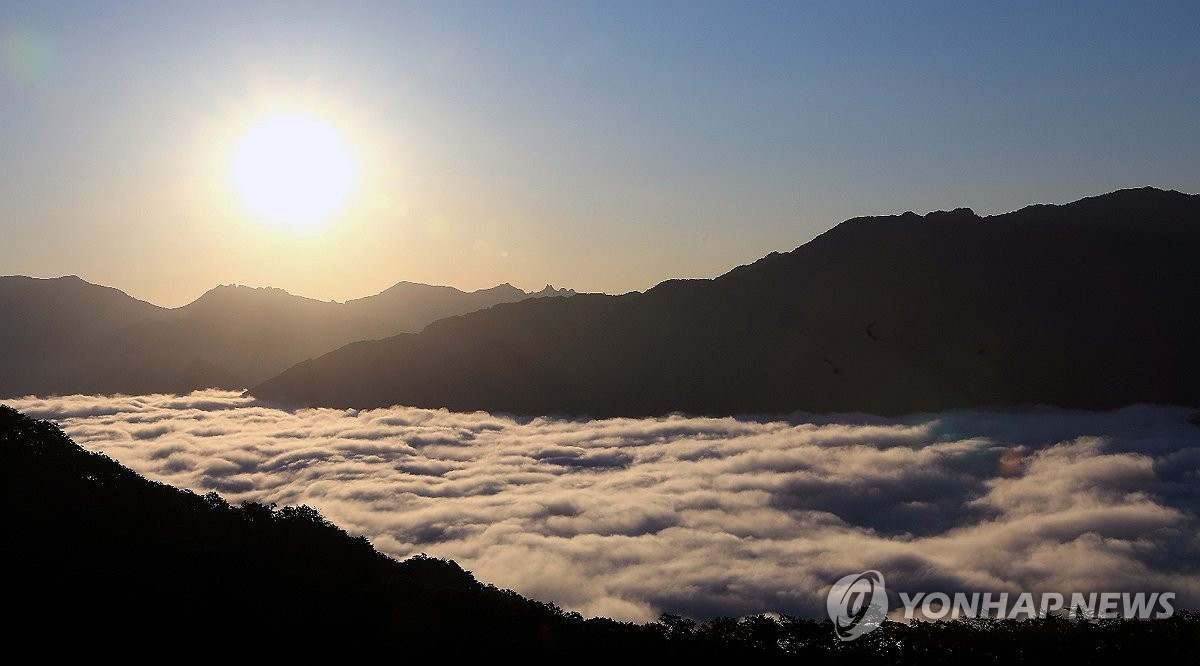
[{"x1": 230, "y1": 114, "x2": 357, "y2": 228}]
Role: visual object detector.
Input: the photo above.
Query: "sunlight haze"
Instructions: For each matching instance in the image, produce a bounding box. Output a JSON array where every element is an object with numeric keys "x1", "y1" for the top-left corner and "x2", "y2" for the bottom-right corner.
[{"x1": 1, "y1": 1, "x2": 1197, "y2": 307}]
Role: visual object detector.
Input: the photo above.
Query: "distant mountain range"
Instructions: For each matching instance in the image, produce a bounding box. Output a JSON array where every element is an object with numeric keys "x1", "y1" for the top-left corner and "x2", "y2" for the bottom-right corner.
[
  {"x1": 0, "y1": 276, "x2": 573, "y2": 396},
  {"x1": 251, "y1": 187, "x2": 1200, "y2": 416}
]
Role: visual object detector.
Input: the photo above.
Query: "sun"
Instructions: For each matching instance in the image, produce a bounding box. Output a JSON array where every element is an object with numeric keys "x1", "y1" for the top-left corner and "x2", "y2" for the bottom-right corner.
[{"x1": 230, "y1": 114, "x2": 357, "y2": 229}]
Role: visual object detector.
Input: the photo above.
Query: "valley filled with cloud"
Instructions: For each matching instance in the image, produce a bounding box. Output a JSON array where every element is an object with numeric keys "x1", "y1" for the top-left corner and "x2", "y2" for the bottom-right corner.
[{"x1": 9, "y1": 390, "x2": 1198, "y2": 622}]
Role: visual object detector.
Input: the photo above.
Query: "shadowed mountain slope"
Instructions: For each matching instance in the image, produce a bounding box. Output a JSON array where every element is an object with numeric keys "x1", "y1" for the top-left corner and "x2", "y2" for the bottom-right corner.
[
  {"x1": 252, "y1": 187, "x2": 1200, "y2": 416},
  {"x1": 0, "y1": 277, "x2": 573, "y2": 397}
]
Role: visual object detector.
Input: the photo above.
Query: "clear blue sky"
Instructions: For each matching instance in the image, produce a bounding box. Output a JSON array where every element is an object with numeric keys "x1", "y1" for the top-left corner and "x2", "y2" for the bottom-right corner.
[{"x1": 2, "y1": 1, "x2": 1197, "y2": 306}]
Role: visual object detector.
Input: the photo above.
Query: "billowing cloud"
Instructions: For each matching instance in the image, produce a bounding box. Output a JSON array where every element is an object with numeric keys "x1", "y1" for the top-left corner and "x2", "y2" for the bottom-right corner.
[{"x1": 6, "y1": 391, "x2": 1198, "y2": 622}]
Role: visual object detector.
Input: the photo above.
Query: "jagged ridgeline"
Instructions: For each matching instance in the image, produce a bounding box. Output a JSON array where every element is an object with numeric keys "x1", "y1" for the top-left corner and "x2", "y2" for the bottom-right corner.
[
  {"x1": 0, "y1": 278, "x2": 575, "y2": 397},
  {"x1": 4, "y1": 405, "x2": 1196, "y2": 659}
]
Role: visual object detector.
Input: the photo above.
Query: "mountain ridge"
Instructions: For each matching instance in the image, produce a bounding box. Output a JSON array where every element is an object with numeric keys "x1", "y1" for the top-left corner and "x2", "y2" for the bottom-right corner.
[
  {"x1": 0, "y1": 276, "x2": 576, "y2": 397},
  {"x1": 251, "y1": 187, "x2": 1200, "y2": 417}
]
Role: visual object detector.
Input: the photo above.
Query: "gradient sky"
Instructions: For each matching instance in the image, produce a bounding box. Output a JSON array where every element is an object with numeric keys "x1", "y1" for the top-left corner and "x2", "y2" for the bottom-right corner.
[{"x1": 2, "y1": 1, "x2": 1197, "y2": 307}]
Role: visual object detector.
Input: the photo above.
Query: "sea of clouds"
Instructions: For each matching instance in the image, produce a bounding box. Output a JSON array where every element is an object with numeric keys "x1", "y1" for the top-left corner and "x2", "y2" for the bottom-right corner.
[{"x1": 6, "y1": 390, "x2": 1199, "y2": 622}]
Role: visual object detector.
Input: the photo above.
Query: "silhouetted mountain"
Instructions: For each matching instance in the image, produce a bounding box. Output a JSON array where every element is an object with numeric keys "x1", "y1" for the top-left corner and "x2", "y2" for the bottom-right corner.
[
  {"x1": 252, "y1": 187, "x2": 1200, "y2": 416},
  {"x1": 5, "y1": 405, "x2": 1195, "y2": 659},
  {"x1": 0, "y1": 277, "x2": 573, "y2": 397},
  {"x1": 343, "y1": 280, "x2": 574, "y2": 332}
]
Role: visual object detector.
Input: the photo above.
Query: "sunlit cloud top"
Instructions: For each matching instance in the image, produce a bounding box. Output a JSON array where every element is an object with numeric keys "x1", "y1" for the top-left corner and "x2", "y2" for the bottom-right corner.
[{"x1": 8, "y1": 391, "x2": 1198, "y2": 622}]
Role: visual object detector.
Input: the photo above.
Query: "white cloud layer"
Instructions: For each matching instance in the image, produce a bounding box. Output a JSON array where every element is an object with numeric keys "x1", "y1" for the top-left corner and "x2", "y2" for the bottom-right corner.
[{"x1": 7, "y1": 391, "x2": 1199, "y2": 622}]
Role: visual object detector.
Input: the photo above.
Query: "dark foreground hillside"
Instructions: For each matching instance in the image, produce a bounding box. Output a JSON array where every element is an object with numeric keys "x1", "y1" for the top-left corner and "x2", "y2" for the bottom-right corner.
[{"x1": 3, "y1": 405, "x2": 1196, "y2": 659}]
